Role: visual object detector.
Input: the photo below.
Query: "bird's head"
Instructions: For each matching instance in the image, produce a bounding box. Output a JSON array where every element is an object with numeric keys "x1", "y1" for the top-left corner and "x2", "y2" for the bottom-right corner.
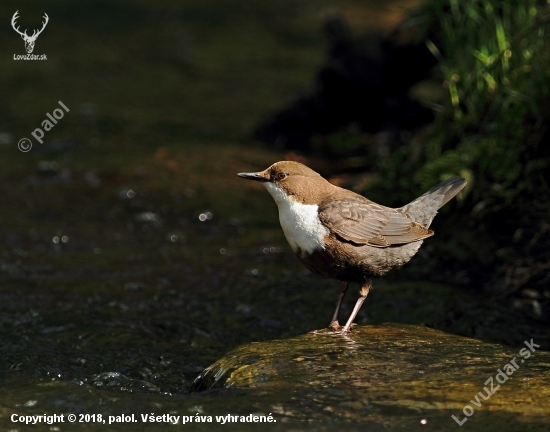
[{"x1": 238, "y1": 161, "x2": 332, "y2": 205}]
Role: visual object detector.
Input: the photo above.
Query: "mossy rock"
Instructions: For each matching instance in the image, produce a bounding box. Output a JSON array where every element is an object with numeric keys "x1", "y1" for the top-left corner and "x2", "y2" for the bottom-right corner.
[{"x1": 192, "y1": 323, "x2": 550, "y2": 430}]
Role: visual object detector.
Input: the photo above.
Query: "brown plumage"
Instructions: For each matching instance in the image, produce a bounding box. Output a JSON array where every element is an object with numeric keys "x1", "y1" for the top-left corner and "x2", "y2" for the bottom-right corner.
[
  {"x1": 319, "y1": 199, "x2": 433, "y2": 247},
  {"x1": 238, "y1": 161, "x2": 467, "y2": 334}
]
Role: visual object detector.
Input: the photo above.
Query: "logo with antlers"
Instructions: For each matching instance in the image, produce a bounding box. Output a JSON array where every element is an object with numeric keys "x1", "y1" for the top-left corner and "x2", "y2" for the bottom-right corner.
[{"x1": 11, "y1": 11, "x2": 49, "y2": 54}]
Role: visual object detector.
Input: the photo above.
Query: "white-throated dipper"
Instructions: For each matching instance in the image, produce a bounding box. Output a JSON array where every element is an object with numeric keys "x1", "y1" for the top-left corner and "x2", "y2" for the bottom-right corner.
[{"x1": 238, "y1": 161, "x2": 466, "y2": 334}]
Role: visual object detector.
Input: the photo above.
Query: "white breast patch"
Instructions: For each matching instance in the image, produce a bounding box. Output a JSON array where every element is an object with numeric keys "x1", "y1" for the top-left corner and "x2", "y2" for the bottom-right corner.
[{"x1": 264, "y1": 182, "x2": 329, "y2": 254}]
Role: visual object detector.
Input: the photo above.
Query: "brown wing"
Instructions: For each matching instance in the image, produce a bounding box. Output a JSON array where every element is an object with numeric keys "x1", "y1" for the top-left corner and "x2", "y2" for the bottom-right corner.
[{"x1": 318, "y1": 198, "x2": 433, "y2": 248}]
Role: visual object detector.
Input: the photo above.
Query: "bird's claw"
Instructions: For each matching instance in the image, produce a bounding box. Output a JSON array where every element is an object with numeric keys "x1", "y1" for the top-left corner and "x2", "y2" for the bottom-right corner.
[{"x1": 329, "y1": 320, "x2": 341, "y2": 331}]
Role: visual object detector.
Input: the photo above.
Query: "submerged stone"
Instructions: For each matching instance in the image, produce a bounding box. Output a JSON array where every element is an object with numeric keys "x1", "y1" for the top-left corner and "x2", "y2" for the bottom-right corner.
[{"x1": 192, "y1": 323, "x2": 550, "y2": 429}]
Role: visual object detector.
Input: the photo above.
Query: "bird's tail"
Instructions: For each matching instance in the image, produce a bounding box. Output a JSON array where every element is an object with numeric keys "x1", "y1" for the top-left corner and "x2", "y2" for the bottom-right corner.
[{"x1": 399, "y1": 176, "x2": 467, "y2": 228}]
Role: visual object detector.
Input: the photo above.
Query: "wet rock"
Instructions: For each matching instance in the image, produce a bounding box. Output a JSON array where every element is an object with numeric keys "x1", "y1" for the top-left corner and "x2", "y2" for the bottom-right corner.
[
  {"x1": 90, "y1": 371, "x2": 162, "y2": 393},
  {"x1": 135, "y1": 212, "x2": 161, "y2": 226},
  {"x1": 192, "y1": 324, "x2": 550, "y2": 428},
  {"x1": 124, "y1": 282, "x2": 144, "y2": 291}
]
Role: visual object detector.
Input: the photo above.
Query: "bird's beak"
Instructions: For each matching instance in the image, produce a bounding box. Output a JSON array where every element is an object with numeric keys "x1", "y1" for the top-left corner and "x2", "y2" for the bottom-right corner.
[{"x1": 237, "y1": 171, "x2": 269, "y2": 182}]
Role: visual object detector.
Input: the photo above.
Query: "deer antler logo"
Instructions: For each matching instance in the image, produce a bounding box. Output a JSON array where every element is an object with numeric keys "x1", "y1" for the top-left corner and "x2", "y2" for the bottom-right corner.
[{"x1": 11, "y1": 11, "x2": 49, "y2": 54}]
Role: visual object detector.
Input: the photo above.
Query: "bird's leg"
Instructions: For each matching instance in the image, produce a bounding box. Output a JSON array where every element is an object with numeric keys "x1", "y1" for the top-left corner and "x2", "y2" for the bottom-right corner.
[
  {"x1": 341, "y1": 280, "x2": 371, "y2": 334},
  {"x1": 329, "y1": 281, "x2": 348, "y2": 330}
]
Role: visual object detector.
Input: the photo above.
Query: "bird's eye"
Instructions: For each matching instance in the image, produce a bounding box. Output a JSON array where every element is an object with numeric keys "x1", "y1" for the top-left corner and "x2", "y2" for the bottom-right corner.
[{"x1": 276, "y1": 172, "x2": 287, "y2": 181}]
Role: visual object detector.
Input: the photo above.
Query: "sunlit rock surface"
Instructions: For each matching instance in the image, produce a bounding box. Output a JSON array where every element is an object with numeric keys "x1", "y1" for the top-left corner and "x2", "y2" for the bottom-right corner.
[{"x1": 193, "y1": 323, "x2": 550, "y2": 430}]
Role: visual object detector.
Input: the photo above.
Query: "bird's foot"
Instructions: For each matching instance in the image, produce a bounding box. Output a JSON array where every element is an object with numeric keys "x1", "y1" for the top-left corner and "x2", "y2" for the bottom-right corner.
[
  {"x1": 340, "y1": 323, "x2": 357, "y2": 335},
  {"x1": 329, "y1": 320, "x2": 341, "y2": 331}
]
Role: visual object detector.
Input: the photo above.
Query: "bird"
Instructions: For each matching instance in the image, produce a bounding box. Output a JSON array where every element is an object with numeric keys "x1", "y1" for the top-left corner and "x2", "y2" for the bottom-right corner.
[{"x1": 238, "y1": 161, "x2": 466, "y2": 334}]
